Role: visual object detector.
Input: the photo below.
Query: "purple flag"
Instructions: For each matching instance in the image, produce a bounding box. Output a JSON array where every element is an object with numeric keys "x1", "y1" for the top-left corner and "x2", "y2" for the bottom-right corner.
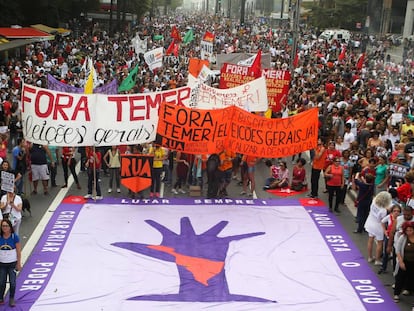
[{"x1": 47, "y1": 74, "x2": 118, "y2": 94}]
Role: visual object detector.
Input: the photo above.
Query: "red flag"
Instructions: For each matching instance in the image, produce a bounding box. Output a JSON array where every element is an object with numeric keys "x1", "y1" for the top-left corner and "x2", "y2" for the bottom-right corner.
[
  {"x1": 171, "y1": 25, "x2": 181, "y2": 41},
  {"x1": 166, "y1": 41, "x2": 175, "y2": 56},
  {"x1": 173, "y1": 42, "x2": 179, "y2": 56},
  {"x1": 293, "y1": 52, "x2": 299, "y2": 68},
  {"x1": 357, "y1": 53, "x2": 365, "y2": 70},
  {"x1": 248, "y1": 49, "x2": 262, "y2": 77},
  {"x1": 338, "y1": 47, "x2": 346, "y2": 61},
  {"x1": 203, "y1": 31, "x2": 215, "y2": 42}
]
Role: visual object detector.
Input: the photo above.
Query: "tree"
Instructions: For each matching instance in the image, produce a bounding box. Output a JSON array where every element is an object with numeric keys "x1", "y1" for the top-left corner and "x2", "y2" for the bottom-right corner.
[{"x1": 308, "y1": 0, "x2": 368, "y2": 30}]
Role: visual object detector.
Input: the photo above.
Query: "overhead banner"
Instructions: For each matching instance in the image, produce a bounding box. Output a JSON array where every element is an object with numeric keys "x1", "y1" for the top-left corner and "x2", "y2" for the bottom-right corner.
[
  {"x1": 21, "y1": 83, "x2": 158, "y2": 147},
  {"x1": 22, "y1": 80, "x2": 270, "y2": 146},
  {"x1": 187, "y1": 75, "x2": 268, "y2": 111},
  {"x1": 156, "y1": 102, "x2": 318, "y2": 157},
  {"x1": 156, "y1": 102, "x2": 229, "y2": 154},
  {"x1": 220, "y1": 66, "x2": 291, "y2": 112}
]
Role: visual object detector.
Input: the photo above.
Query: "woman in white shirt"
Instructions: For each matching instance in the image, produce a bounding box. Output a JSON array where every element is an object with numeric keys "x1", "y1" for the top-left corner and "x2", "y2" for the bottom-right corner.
[
  {"x1": 0, "y1": 191, "x2": 22, "y2": 236},
  {"x1": 364, "y1": 191, "x2": 392, "y2": 266}
]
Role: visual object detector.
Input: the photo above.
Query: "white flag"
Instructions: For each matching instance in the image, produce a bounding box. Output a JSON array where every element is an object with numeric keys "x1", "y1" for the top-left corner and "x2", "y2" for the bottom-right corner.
[{"x1": 144, "y1": 47, "x2": 164, "y2": 72}]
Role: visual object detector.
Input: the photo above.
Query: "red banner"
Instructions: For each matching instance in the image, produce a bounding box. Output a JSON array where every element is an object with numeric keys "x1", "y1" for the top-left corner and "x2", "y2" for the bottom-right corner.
[
  {"x1": 220, "y1": 66, "x2": 290, "y2": 112},
  {"x1": 219, "y1": 63, "x2": 258, "y2": 89},
  {"x1": 262, "y1": 69, "x2": 291, "y2": 112}
]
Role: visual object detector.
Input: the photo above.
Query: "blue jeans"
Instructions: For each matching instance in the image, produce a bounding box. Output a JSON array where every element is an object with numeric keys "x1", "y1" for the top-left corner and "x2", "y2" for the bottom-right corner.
[
  {"x1": 0, "y1": 262, "x2": 17, "y2": 299},
  {"x1": 87, "y1": 169, "x2": 101, "y2": 196}
]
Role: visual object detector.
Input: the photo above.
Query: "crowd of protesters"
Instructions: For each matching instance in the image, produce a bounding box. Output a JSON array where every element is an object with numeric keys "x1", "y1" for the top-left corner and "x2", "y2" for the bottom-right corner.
[{"x1": 1, "y1": 12, "x2": 414, "y2": 305}]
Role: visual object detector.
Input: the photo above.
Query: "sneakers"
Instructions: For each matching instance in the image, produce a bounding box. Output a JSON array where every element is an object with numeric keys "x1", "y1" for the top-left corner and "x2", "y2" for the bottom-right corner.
[
  {"x1": 108, "y1": 188, "x2": 112, "y2": 193},
  {"x1": 263, "y1": 186, "x2": 270, "y2": 190},
  {"x1": 95, "y1": 196, "x2": 103, "y2": 200},
  {"x1": 9, "y1": 298, "x2": 15, "y2": 307},
  {"x1": 402, "y1": 290, "x2": 410, "y2": 296},
  {"x1": 84, "y1": 194, "x2": 92, "y2": 199},
  {"x1": 374, "y1": 260, "x2": 382, "y2": 266},
  {"x1": 155, "y1": 192, "x2": 160, "y2": 198},
  {"x1": 178, "y1": 189, "x2": 186, "y2": 194},
  {"x1": 247, "y1": 192, "x2": 253, "y2": 197},
  {"x1": 171, "y1": 189, "x2": 178, "y2": 194},
  {"x1": 393, "y1": 295, "x2": 400, "y2": 302},
  {"x1": 367, "y1": 257, "x2": 375, "y2": 263},
  {"x1": 117, "y1": 188, "x2": 121, "y2": 193},
  {"x1": 240, "y1": 191, "x2": 247, "y2": 195}
]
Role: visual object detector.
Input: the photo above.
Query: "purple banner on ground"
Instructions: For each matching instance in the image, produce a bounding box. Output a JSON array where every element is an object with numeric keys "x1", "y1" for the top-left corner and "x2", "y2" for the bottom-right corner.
[{"x1": 12, "y1": 197, "x2": 399, "y2": 311}]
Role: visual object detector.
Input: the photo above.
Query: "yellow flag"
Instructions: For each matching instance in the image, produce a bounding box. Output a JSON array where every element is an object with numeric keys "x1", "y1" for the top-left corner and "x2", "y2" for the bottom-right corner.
[{"x1": 84, "y1": 67, "x2": 94, "y2": 94}]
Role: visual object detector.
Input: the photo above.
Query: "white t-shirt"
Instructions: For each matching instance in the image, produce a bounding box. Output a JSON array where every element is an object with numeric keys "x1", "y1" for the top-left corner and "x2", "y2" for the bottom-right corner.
[
  {"x1": 0, "y1": 194, "x2": 22, "y2": 220},
  {"x1": 364, "y1": 202, "x2": 387, "y2": 241}
]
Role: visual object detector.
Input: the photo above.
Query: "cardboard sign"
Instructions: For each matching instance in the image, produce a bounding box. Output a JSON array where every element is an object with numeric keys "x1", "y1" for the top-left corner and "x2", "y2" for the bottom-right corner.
[
  {"x1": 120, "y1": 154, "x2": 153, "y2": 193},
  {"x1": 389, "y1": 163, "x2": 409, "y2": 179},
  {"x1": 1, "y1": 171, "x2": 15, "y2": 193}
]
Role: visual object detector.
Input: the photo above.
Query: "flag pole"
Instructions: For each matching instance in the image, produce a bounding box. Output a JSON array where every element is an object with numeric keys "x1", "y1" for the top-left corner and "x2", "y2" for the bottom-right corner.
[{"x1": 93, "y1": 145, "x2": 97, "y2": 201}]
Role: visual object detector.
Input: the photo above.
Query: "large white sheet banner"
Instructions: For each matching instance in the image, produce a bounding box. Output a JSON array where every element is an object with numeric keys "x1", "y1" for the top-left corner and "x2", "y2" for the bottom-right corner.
[
  {"x1": 144, "y1": 47, "x2": 164, "y2": 72},
  {"x1": 187, "y1": 75, "x2": 268, "y2": 110},
  {"x1": 21, "y1": 77, "x2": 268, "y2": 146},
  {"x1": 15, "y1": 198, "x2": 398, "y2": 311}
]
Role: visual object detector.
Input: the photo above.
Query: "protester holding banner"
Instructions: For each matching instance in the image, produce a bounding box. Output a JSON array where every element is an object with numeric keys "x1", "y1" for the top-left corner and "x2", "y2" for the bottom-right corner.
[
  {"x1": 218, "y1": 150, "x2": 235, "y2": 198},
  {"x1": 103, "y1": 146, "x2": 121, "y2": 194},
  {"x1": 149, "y1": 145, "x2": 166, "y2": 198},
  {"x1": 84, "y1": 147, "x2": 102, "y2": 200},
  {"x1": 0, "y1": 190, "x2": 22, "y2": 235},
  {"x1": 240, "y1": 154, "x2": 258, "y2": 197},
  {"x1": 172, "y1": 152, "x2": 190, "y2": 195},
  {"x1": 61, "y1": 147, "x2": 81, "y2": 190},
  {"x1": 0, "y1": 218, "x2": 21, "y2": 307}
]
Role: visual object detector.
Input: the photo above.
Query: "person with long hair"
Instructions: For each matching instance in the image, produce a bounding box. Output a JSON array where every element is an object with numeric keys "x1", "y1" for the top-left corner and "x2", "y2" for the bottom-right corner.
[
  {"x1": 393, "y1": 221, "x2": 414, "y2": 303},
  {"x1": 0, "y1": 219, "x2": 21, "y2": 307}
]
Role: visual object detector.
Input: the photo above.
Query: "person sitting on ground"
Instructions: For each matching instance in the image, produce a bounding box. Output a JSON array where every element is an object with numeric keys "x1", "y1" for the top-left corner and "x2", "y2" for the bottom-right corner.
[
  {"x1": 291, "y1": 158, "x2": 307, "y2": 191},
  {"x1": 267, "y1": 161, "x2": 289, "y2": 189},
  {"x1": 263, "y1": 160, "x2": 279, "y2": 190}
]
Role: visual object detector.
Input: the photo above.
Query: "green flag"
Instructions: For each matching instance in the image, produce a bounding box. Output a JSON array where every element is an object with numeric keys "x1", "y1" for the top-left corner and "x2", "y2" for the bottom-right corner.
[
  {"x1": 153, "y1": 34, "x2": 164, "y2": 41},
  {"x1": 183, "y1": 29, "x2": 194, "y2": 44},
  {"x1": 118, "y1": 65, "x2": 139, "y2": 92}
]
